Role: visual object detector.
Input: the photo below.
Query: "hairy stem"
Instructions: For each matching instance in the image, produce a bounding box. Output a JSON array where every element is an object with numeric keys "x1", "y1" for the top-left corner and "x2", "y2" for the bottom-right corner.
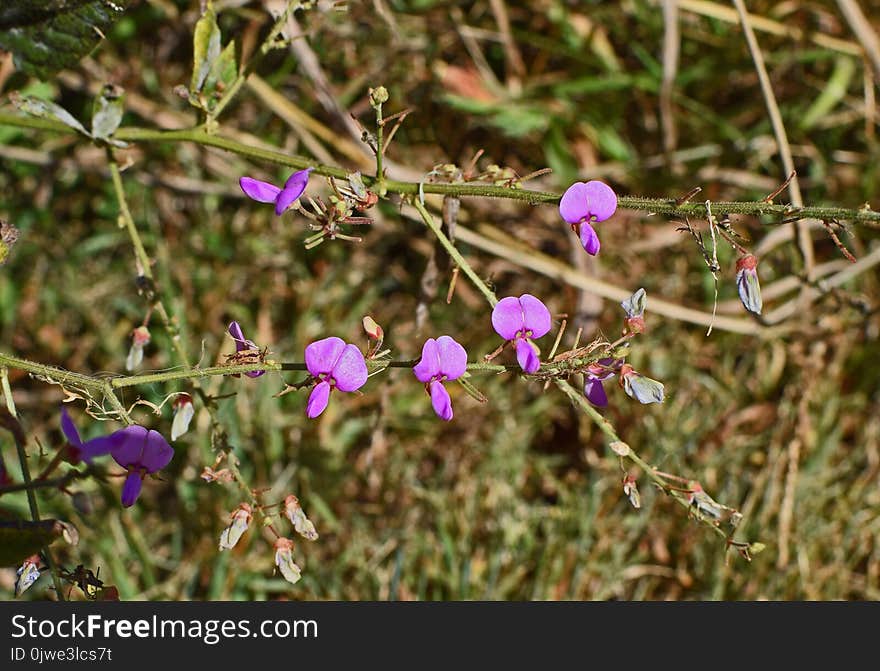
[{"x1": 0, "y1": 114, "x2": 877, "y2": 226}]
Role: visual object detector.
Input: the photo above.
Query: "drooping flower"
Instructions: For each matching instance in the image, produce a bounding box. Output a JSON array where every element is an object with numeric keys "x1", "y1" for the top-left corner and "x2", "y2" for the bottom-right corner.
[
  {"x1": 584, "y1": 358, "x2": 621, "y2": 407},
  {"x1": 491, "y1": 294, "x2": 552, "y2": 374},
  {"x1": 228, "y1": 321, "x2": 265, "y2": 378},
  {"x1": 735, "y1": 254, "x2": 763, "y2": 315},
  {"x1": 620, "y1": 287, "x2": 647, "y2": 335},
  {"x1": 304, "y1": 336, "x2": 368, "y2": 418},
  {"x1": 14, "y1": 555, "x2": 41, "y2": 597},
  {"x1": 60, "y1": 407, "x2": 120, "y2": 464},
  {"x1": 125, "y1": 325, "x2": 151, "y2": 372},
  {"x1": 170, "y1": 393, "x2": 195, "y2": 440},
  {"x1": 219, "y1": 503, "x2": 253, "y2": 551},
  {"x1": 283, "y1": 495, "x2": 319, "y2": 541},
  {"x1": 273, "y1": 537, "x2": 302, "y2": 585},
  {"x1": 558, "y1": 180, "x2": 618, "y2": 255},
  {"x1": 412, "y1": 335, "x2": 467, "y2": 421},
  {"x1": 239, "y1": 167, "x2": 313, "y2": 216},
  {"x1": 619, "y1": 364, "x2": 665, "y2": 404},
  {"x1": 109, "y1": 425, "x2": 175, "y2": 507}
]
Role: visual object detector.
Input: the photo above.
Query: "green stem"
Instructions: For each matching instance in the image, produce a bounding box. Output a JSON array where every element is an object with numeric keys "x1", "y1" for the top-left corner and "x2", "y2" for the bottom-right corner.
[
  {"x1": 554, "y1": 378, "x2": 728, "y2": 540},
  {"x1": 0, "y1": 369, "x2": 67, "y2": 599},
  {"x1": 1, "y1": 114, "x2": 877, "y2": 225},
  {"x1": 412, "y1": 197, "x2": 498, "y2": 306},
  {"x1": 375, "y1": 101, "x2": 385, "y2": 197}
]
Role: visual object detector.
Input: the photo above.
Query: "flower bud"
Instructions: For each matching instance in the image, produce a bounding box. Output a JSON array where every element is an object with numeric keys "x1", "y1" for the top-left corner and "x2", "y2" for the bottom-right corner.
[
  {"x1": 273, "y1": 537, "x2": 302, "y2": 585},
  {"x1": 283, "y1": 494, "x2": 319, "y2": 541},
  {"x1": 171, "y1": 393, "x2": 195, "y2": 441},
  {"x1": 369, "y1": 86, "x2": 389, "y2": 107},
  {"x1": 622, "y1": 474, "x2": 641, "y2": 509},
  {"x1": 735, "y1": 254, "x2": 763, "y2": 315},
  {"x1": 620, "y1": 287, "x2": 647, "y2": 318},
  {"x1": 125, "y1": 325, "x2": 151, "y2": 371},
  {"x1": 219, "y1": 503, "x2": 252, "y2": 551},
  {"x1": 15, "y1": 555, "x2": 41, "y2": 597}
]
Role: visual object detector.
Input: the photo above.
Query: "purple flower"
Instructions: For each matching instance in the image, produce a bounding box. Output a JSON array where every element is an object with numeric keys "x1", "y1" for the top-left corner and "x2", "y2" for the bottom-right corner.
[
  {"x1": 304, "y1": 337, "x2": 368, "y2": 418},
  {"x1": 228, "y1": 321, "x2": 265, "y2": 378},
  {"x1": 735, "y1": 254, "x2": 763, "y2": 315},
  {"x1": 412, "y1": 336, "x2": 467, "y2": 421},
  {"x1": 61, "y1": 408, "x2": 174, "y2": 506},
  {"x1": 584, "y1": 358, "x2": 621, "y2": 407},
  {"x1": 61, "y1": 407, "x2": 120, "y2": 464},
  {"x1": 239, "y1": 168, "x2": 313, "y2": 216},
  {"x1": 558, "y1": 180, "x2": 618, "y2": 255},
  {"x1": 110, "y1": 425, "x2": 175, "y2": 507},
  {"x1": 491, "y1": 294, "x2": 552, "y2": 374}
]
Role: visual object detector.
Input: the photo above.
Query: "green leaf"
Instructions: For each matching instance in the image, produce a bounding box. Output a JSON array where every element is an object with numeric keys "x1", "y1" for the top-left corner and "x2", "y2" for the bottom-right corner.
[
  {"x1": 203, "y1": 40, "x2": 237, "y2": 109},
  {"x1": 0, "y1": 1, "x2": 127, "y2": 79},
  {"x1": 91, "y1": 83, "x2": 126, "y2": 144},
  {"x1": 191, "y1": 3, "x2": 222, "y2": 93},
  {"x1": 0, "y1": 518, "x2": 70, "y2": 566},
  {"x1": 10, "y1": 93, "x2": 90, "y2": 136}
]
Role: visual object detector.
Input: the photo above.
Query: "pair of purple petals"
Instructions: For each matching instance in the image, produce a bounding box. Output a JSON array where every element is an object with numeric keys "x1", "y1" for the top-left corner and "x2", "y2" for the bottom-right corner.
[
  {"x1": 558, "y1": 180, "x2": 618, "y2": 256},
  {"x1": 491, "y1": 294, "x2": 552, "y2": 374},
  {"x1": 239, "y1": 168, "x2": 313, "y2": 216},
  {"x1": 62, "y1": 408, "x2": 174, "y2": 507},
  {"x1": 305, "y1": 336, "x2": 369, "y2": 418},
  {"x1": 413, "y1": 336, "x2": 467, "y2": 421}
]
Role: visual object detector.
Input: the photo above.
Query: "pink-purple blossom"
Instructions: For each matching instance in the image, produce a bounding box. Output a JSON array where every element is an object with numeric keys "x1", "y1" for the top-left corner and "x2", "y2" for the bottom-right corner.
[
  {"x1": 239, "y1": 168, "x2": 313, "y2": 216},
  {"x1": 228, "y1": 321, "x2": 265, "y2": 378},
  {"x1": 491, "y1": 294, "x2": 552, "y2": 374},
  {"x1": 558, "y1": 180, "x2": 618, "y2": 255},
  {"x1": 304, "y1": 337, "x2": 368, "y2": 418},
  {"x1": 412, "y1": 336, "x2": 467, "y2": 421}
]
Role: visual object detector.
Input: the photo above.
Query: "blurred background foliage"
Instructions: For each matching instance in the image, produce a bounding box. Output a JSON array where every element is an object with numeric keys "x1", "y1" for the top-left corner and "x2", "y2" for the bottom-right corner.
[{"x1": 0, "y1": 0, "x2": 878, "y2": 600}]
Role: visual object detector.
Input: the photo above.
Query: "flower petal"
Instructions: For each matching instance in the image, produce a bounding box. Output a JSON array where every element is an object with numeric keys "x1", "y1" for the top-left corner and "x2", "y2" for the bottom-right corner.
[
  {"x1": 332, "y1": 344, "x2": 368, "y2": 392},
  {"x1": 436, "y1": 335, "x2": 467, "y2": 380},
  {"x1": 559, "y1": 181, "x2": 590, "y2": 224},
  {"x1": 60, "y1": 407, "x2": 82, "y2": 447},
  {"x1": 121, "y1": 471, "x2": 143, "y2": 508},
  {"x1": 171, "y1": 402, "x2": 194, "y2": 441},
  {"x1": 515, "y1": 338, "x2": 541, "y2": 374},
  {"x1": 110, "y1": 425, "x2": 150, "y2": 468},
  {"x1": 491, "y1": 296, "x2": 525, "y2": 340},
  {"x1": 239, "y1": 177, "x2": 281, "y2": 203},
  {"x1": 78, "y1": 435, "x2": 121, "y2": 463},
  {"x1": 140, "y1": 430, "x2": 174, "y2": 473},
  {"x1": 429, "y1": 380, "x2": 453, "y2": 421},
  {"x1": 228, "y1": 321, "x2": 258, "y2": 352},
  {"x1": 582, "y1": 180, "x2": 618, "y2": 222},
  {"x1": 584, "y1": 378, "x2": 609, "y2": 407},
  {"x1": 304, "y1": 336, "x2": 345, "y2": 377},
  {"x1": 520, "y1": 294, "x2": 552, "y2": 339},
  {"x1": 579, "y1": 223, "x2": 601, "y2": 255},
  {"x1": 306, "y1": 380, "x2": 331, "y2": 418},
  {"x1": 413, "y1": 338, "x2": 441, "y2": 383},
  {"x1": 274, "y1": 168, "x2": 312, "y2": 215}
]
